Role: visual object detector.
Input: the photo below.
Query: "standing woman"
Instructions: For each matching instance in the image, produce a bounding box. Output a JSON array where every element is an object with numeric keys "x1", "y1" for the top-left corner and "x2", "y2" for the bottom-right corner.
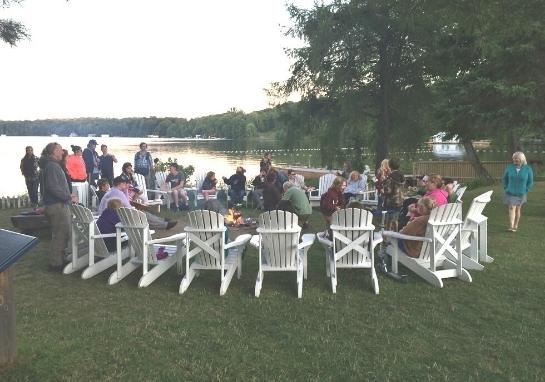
[{"x1": 503, "y1": 151, "x2": 534, "y2": 232}]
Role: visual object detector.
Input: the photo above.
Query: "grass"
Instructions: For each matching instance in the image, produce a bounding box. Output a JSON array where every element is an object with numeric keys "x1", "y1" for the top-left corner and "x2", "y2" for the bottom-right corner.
[{"x1": 1, "y1": 183, "x2": 545, "y2": 381}]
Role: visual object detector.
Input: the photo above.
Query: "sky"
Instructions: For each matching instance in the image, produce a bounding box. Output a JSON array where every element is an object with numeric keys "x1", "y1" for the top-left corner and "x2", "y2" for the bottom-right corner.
[{"x1": 0, "y1": 0, "x2": 313, "y2": 121}]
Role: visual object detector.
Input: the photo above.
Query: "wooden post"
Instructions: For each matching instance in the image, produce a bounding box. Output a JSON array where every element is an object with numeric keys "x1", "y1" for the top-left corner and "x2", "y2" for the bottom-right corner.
[{"x1": 0, "y1": 268, "x2": 16, "y2": 365}]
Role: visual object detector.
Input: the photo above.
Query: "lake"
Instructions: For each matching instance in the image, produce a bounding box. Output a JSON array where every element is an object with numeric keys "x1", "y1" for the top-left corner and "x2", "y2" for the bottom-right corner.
[{"x1": 1, "y1": 135, "x2": 532, "y2": 197}]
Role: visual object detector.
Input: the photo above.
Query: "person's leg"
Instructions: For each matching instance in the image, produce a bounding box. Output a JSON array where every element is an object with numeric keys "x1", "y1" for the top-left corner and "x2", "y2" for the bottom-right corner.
[
  {"x1": 145, "y1": 212, "x2": 168, "y2": 230},
  {"x1": 253, "y1": 189, "x2": 263, "y2": 209},
  {"x1": 508, "y1": 205, "x2": 516, "y2": 229},
  {"x1": 26, "y1": 178, "x2": 39, "y2": 206},
  {"x1": 179, "y1": 189, "x2": 189, "y2": 205},
  {"x1": 172, "y1": 189, "x2": 179, "y2": 207},
  {"x1": 514, "y1": 205, "x2": 522, "y2": 230},
  {"x1": 44, "y1": 203, "x2": 70, "y2": 268}
]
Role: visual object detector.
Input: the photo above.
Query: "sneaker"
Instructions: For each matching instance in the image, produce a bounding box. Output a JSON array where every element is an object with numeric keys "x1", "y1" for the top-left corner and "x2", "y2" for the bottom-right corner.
[{"x1": 166, "y1": 220, "x2": 178, "y2": 230}]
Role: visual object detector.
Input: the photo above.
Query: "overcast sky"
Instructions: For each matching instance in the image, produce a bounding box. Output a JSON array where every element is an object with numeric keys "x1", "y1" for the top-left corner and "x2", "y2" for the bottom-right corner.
[{"x1": 0, "y1": 0, "x2": 313, "y2": 121}]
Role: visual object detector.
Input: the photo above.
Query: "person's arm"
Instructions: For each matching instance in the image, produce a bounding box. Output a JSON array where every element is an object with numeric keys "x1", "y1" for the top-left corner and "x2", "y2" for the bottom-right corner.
[
  {"x1": 502, "y1": 166, "x2": 509, "y2": 191},
  {"x1": 527, "y1": 165, "x2": 534, "y2": 192},
  {"x1": 112, "y1": 154, "x2": 118, "y2": 163},
  {"x1": 45, "y1": 164, "x2": 71, "y2": 203}
]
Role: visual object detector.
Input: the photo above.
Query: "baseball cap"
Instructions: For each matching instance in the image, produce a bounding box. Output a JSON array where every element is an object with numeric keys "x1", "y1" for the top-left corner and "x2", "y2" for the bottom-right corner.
[{"x1": 88, "y1": 139, "x2": 98, "y2": 145}]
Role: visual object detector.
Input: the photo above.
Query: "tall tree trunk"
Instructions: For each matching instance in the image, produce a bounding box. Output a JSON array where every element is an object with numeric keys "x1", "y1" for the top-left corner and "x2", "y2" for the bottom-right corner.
[
  {"x1": 462, "y1": 137, "x2": 494, "y2": 183},
  {"x1": 375, "y1": 38, "x2": 391, "y2": 169},
  {"x1": 507, "y1": 129, "x2": 521, "y2": 156}
]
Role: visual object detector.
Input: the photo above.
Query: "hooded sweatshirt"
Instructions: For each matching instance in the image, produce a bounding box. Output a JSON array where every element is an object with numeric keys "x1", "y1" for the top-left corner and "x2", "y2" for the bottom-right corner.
[{"x1": 39, "y1": 156, "x2": 71, "y2": 205}]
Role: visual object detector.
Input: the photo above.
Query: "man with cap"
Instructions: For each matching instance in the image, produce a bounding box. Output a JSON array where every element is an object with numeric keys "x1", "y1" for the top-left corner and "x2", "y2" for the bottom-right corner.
[
  {"x1": 98, "y1": 176, "x2": 177, "y2": 230},
  {"x1": 222, "y1": 166, "x2": 246, "y2": 205},
  {"x1": 83, "y1": 139, "x2": 100, "y2": 186}
]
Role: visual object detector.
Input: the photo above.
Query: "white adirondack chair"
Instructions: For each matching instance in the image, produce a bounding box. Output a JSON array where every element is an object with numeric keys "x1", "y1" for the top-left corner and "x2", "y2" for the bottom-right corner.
[
  {"x1": 445, "y1": 190, "x2": 493, "y2": 270},
  {"x1": 357, "y1": 187, "x2": 379, "y2": 207},
  {"x1": 455, "y1": 186, "x2": 467, "y2": 203},
  {"x1": 154, "y1": 171, "x2": 172, "y2": 207},
  {"x1": 108, "y1": 207, "x2": 186, "y2": 287},
  {"x1": 71, "y1": 181, "x2": 89, "y2": 207},
  {"x1": 309, "y1": 173, "x2": 336, "y2": 207},
  {"x1": 180, "y1": 210, "x2": 252, "y2": 295},
  {"x1": 89, "y1": 185, "x2": 99, "y2": 211},
  {"x1": 383, "y1": 203, "x2": 472, "y2": 288},
  {"x1": 64, "y1": 204, "x2": 131, "y2": 277},
  {"x1": 133, "y1": 173, "x2": 166, "y2": 211},
  {"x1": 249, "y1": 210, "x2": 316, "y2": 298},
  {"x1": 317, "y1": 208, "x2": 382, "y2": 294},
  {"x1": 194, "y1": 172, "x2": 218, "y2": 207}
]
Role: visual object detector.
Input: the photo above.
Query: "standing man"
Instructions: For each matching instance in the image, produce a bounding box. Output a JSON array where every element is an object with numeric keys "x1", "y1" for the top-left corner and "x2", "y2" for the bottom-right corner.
[
  {"x1": 134, "y1": 142, "x2": 153, "y2": 191},
  {"x1": 99, "y1": 144, "x2": 117, "y2": 186},
  {"x1": 39, "y1": 142, "x2": 74, "y2": 272},
  {"x1": 82, "y1": 139, "x2": 100, "y2": 186},
  {"x1": 20, "y1": 146, "x2": 40, "y2": 207}
]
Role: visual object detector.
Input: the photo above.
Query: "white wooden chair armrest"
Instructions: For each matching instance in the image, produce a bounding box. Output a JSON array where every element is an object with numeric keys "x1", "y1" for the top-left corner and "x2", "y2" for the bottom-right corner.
[
  {"x1": 147, "y1": 233, "x2": 187, "y2": 245},
  {"x1": 256, "y1": 227, "x2": 301, "y2": 234},
  {"x1": 184, "y1": 227, "x2": 226, "y2": 233},
  {"x1": 382, "y1": 230, "x2": 433, "y2": 242},
  {"x1": 298, "y1": 233, "x2": 315, "y2": 250},
  {"x1": 429, "y1": 219, "x2": 463, "y2": 226},
  {"x1": 91, "y1": 232, "x2": 128, "y2": 240},
  {"x1": 147, "y1": 189, "x2": 169, "y2": 195},
  {"x1": 467, "y1": 215, "x2": 487, "y2": 225},
  {"x1": 249, "y1": 234, "x2": 260, "y2": 249},
  {"x1": 330, "y1": 224, "x2": 375, "y2": 231},
  {"x1": 317, "y1": 235, "x2": 333, "y2": 247},
  {"x1": 224, "y1": 234, "x2": 252, "y2": 250},
  {"x1": 372, "y1": 232, "x2": 383, "y2": 247}
]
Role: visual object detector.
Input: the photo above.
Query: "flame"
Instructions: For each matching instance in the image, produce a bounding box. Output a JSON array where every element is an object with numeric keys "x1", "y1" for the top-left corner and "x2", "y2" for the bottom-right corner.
[{"x1": 225, "y1": 208, "x2": 244, "y2": 226}]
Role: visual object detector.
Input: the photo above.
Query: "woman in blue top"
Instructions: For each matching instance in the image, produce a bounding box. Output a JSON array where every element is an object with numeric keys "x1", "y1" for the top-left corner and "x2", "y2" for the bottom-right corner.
[
  {"x1": 343, "y1": 170, "x2": 367, "y2": 204},
  {"x1": 503, "y1": 151, "x2": 533, "y2": 232}
]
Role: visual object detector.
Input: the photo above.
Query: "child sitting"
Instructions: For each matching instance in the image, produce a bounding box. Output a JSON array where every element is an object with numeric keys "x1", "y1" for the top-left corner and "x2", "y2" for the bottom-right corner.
[
  {"x1": 397, "y1": 197, "x2": 436, "y2": 258},
  {"x1": 95, "y1": 178, "x2": 110, "y2": 204},
  {"x1": 96, "y1": 198, "x2": 127, "y2": 252}
]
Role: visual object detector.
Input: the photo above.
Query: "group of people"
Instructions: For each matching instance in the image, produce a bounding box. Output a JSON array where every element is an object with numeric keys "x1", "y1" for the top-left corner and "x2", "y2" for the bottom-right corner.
[
  {"x1": 23, "y1": 140, "x2": 535, "y2": 273},
  {"x1": 34, "y1": 141, "x2": 176, "y2": 272}
]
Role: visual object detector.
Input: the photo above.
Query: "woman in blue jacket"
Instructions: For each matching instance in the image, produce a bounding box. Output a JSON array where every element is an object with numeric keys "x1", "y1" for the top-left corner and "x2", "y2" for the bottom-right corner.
[{"x1": 503, "y1": 151, "x2": 533, "y2": 232}]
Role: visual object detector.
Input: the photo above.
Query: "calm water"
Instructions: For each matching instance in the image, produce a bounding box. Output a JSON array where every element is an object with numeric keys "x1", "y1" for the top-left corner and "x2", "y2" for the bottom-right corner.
[{"x1": 3, "y1": 135, "x2": 536, "y2": 196}]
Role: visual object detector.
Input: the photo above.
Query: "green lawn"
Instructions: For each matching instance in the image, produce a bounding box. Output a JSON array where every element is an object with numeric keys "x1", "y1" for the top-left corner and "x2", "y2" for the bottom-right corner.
[{"x1": 1, "y1": 183, "x2": 544, "y2": 381}]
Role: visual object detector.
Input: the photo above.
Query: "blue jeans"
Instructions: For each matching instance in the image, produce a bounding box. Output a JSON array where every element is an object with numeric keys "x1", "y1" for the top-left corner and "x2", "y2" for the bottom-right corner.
[{"x1": 229, "y1": 189, "x2": 245, "y2": 204}]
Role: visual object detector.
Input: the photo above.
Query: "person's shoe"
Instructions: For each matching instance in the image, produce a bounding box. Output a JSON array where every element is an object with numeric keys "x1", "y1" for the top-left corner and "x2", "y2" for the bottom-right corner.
[{"x1": 166, "y1": 220, "x2": 178, "y2": 230}]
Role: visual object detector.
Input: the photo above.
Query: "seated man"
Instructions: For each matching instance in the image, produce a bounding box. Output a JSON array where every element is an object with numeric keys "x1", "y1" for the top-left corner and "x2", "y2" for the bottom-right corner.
[
  {"x1": 287, "y1": 169, "x2": 310, "y2": 191},
  {"x1": 222, "y1": 166, "x2": 246, "y2": 205},
  {"x1": 282, "y1": 181, "x2": 312, "y2": 228},
  {"x1": 98, "y1": 176, "x2": 177, "y2": 230},
  {"x1": 162, "y1": 163, "x2": 189, "y2": 211}
]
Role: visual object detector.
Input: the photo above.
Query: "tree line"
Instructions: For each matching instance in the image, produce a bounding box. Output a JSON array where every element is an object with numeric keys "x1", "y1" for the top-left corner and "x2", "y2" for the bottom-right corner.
[{"x1": 0, "y1": 105, "x2": 298, "y2": 140}]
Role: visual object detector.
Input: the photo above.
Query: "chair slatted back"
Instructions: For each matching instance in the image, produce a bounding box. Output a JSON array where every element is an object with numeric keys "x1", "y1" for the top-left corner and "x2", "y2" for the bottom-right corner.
[
  {"x1": 258, "y1": 210, "x2": 300, "y2": 268},
  {"x1": 420, "y1": 203, "x2": 461, "y2": 261},
  {"x1": 460, "y1": 191, "x2": 493, "y2": 244},
  {"x1": 331, "y1": 208, "x2": 374, "y2": 265},
  {"x1": 69, "y1": 203, "x2": 110, "y2": 257},
  {"x1": 195, "y1": 173, "x2": 206, "y2": 191},
  {"x1": 117, "y1": 207, "x2": 154, "y2": 262},
  {"x1": 71, "y1": 181, "x2": 89, "y2": 207},
  {"x1": 318, "y1": 174, "x2": 336, "y2": 197},
  {"x1": 455, "y1": 186, "x2": 467, "y2": 202},
  {"x1": 155, "y1": 171, "x2": 169, "y2": 190},
  {"x1": 187, "y1": 210, "x2": 225, "y2": 269},
  {"x1": 134, "y1": 173, "x2": 148, "y2": 194}
]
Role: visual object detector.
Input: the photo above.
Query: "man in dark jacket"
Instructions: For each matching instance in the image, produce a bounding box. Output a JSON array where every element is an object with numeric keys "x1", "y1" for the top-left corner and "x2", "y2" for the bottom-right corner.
[
  {"x1": 20, "y1": 146, "x2": 40, "y2": 206},
  {"x1": 39, "y1": 142, "x2": 74, "y2": 272},
  {"x1": 223, "y1": 166, "x2": 246, "y2": 205},
  {"x1": 83, "y1": 139, "x2": 100, "y2": 186}
]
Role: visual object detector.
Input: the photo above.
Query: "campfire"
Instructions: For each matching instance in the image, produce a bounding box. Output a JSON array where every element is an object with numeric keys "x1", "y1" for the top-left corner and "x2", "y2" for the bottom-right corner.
[{"x1": 224, "y1": 208, "x2": 244, "y2": 227}]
